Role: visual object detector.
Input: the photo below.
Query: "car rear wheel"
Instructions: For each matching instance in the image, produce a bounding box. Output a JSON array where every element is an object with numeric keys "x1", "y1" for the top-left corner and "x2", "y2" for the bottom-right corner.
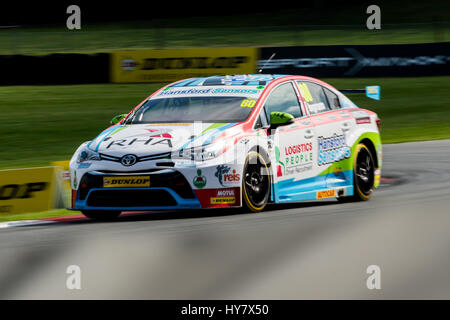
[
  {"x1": 339, "y1": 143, "x2": 375, "y2": 202},
  {"x1": 82, "y1": 210, "x2": 122, "y2": 221},
  {"x1": 242, "y1": 151, "x2": 271, "y2": 212}
]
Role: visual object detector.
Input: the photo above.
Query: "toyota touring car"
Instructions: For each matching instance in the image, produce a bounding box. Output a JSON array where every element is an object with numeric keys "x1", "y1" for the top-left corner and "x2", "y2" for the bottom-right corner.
[{"x1": 69, "y1": 74, "x2": 382, "y2": 220}]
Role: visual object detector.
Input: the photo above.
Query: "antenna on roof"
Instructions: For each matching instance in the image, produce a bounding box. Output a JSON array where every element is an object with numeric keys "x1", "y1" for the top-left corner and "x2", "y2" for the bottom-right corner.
[{"x1": 258, "y1": 53, "x2": 276, "y2": 74}]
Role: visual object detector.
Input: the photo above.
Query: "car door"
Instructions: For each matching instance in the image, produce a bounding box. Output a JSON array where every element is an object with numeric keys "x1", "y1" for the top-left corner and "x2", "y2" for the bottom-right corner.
[
  {"x1": 296, "y1": 81, "x2": 354, "y2": 196},
  {"x1": 263, "y1": 81, "x2": 326, "y2": 203}
]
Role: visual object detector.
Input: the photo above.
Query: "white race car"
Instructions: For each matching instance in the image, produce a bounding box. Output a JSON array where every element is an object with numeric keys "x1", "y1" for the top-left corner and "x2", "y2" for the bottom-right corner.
[{"x1": 69, "y1": 74, "x2": 382, "y2": 220}]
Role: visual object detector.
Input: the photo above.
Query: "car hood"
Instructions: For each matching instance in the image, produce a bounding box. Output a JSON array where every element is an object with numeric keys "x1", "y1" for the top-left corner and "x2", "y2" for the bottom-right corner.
[{"x1": 87, "y1": 122, "x2": 238, "y2": 157}]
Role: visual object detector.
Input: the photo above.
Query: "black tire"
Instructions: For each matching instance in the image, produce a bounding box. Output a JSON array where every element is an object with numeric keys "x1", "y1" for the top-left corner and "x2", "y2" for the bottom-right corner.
[
  {"x1": 338, "y1": 143, "x2": 375, "y2": 202},
  {"x1": 242, "y1": 151, "x2": 271, "y2": 212},
  {"x1": 82, "y1": 210, "x2": 122, "y2": 221}
]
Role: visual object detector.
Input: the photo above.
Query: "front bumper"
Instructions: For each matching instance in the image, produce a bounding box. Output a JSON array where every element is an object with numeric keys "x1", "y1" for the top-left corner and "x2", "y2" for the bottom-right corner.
[{"x1": 71, "y1": 168, "x2": 241, "y2": 211}]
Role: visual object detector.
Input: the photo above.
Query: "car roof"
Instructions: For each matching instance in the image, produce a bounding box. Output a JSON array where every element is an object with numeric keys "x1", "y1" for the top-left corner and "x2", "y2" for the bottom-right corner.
[{"x1": 168, "y1": 74, "x2": 289, "y2": 87}]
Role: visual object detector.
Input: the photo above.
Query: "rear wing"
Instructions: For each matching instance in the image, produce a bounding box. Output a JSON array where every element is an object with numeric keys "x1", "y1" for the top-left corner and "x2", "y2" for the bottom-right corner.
[{"x1": 339, "y1": 85, "x2": 380, "y2": 101}]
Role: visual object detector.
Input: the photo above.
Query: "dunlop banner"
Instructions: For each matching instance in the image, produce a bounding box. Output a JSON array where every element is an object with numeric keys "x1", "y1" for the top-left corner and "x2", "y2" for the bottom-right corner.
[
  {"x1": 0, "y1": 167, "x2": 56, "y2": 215},
  {"x1": 52, "y1": 160, "x2": 71, "y2": 208},
  {"x1": 110, "y1": 48, "x2": 259, "y2": 83}
]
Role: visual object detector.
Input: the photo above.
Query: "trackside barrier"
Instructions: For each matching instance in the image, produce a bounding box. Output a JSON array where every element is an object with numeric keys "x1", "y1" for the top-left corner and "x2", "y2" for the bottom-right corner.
[
  {"x1": 0, "y1": 167, "x2": 60, "y2": 215},
  {"x1": 259, "y1": 42, "x2": 450, "y2": 77},
  {"x1": 52, "y1": 161, "x2": 71, "y2": 208},
  {"x1": 110, "y1": 48, "x2": 259, "y2": 83},
  {"x1": 0, "y1": 43, "x2": 449, "y2": 85}
]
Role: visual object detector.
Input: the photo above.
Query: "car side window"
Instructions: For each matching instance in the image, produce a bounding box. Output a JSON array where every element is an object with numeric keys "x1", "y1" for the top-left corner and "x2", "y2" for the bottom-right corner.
[
  {"x1": 264, "y1": 83, "x2": 302, "y2": 119},
  {"x1": 296, "y1": 81, "x2": 330, "y2": 115},
  {"x1": 324, "y1": 88, "x2": 341, "y2": 110}
]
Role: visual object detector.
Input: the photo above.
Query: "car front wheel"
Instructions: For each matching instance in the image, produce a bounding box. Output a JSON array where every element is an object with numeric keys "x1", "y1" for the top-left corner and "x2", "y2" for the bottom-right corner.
[{"x1": 242, "y1": 151, "x2": 271, "y2": 212}]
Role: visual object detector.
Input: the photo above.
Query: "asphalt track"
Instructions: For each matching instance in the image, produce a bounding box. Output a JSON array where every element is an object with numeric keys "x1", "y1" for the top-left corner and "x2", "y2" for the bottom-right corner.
[{"x1": 1, "y1": 139, "x2": 450, "y2": 299}]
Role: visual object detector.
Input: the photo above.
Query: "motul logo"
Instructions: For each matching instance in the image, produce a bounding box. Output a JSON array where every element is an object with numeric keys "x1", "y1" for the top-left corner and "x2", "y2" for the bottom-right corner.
[{"x1": 217, "y1": 189, "x2": 235, "y2": 196}]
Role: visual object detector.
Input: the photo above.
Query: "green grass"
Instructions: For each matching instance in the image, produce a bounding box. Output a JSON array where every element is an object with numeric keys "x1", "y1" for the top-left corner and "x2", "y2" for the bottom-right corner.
[
  {"x1": 1, "y1": 25, "x2": 448, "y2": 55},
  {"x1": 0, "y1": 209, "x2": 77, "y2": 222},
  {"x1": 0, "y1": 83, "x2": 162, "y2": 169},
  {"x1": 0, "y1": 1, "x2": 448, "y2": 55}
]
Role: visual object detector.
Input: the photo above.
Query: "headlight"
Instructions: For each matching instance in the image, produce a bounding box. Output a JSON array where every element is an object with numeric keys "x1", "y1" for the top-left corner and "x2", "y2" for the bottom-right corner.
[
  {"x1": 172, "y1": 141, "x2": 225, "y2": 162},
  {"x1": 77, "y1": 146, "x2": 101, "y2": 163}
]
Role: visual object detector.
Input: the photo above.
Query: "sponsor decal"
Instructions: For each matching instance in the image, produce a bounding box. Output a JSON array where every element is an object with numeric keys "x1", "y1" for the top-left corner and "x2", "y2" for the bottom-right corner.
[
  {"x1": 103, "y1": 176, "x2": 150, "y2": 188},
  {"x1": 193, "y1": 169, "x2": 207, "y2": 189},
  {"x1": 215, "y1": 165, "x2": 240, "y2": 186},
  {"x1": 216, "y1": 189, "x2": 235, "y2": 197},
  {"x1": 223, "y1": 74, "x2": 273, "y2": 84},
  {"x1": 276, "y1": 143, "x2": 313, "y2": 177},
  {"x1": 106, "y1": 137, "x2": 173, "y2": 149},
  {"x1": 156, "y1": 87, "x2": 260, "y2": 97},
  {"x1": 366, "y1": 85, "x2": 380, "y2": 100},
  {"x1": 356, "y1": 117, "x2": 371, "y2": 124},
  {"x1": 194, "y1": 187, "x2": 241, "y2": 208},
  {"x1": 78, "y1": 163, "x2": 91, "y2": 169},
  {"x1": 317, "y1": 189, "x2": 336, "y2": 199},
  {"x1": 318, "y1": 133, "x2": 351, "y2": 166},
  {"x1": 210, "y1": 197, "x2": 236, "y2": 204}
]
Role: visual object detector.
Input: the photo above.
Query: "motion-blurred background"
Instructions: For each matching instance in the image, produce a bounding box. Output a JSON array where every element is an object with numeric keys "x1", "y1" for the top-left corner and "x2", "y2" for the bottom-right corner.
[{"x1": 1, "y1": 0, "x2": 450, "y2": 300}]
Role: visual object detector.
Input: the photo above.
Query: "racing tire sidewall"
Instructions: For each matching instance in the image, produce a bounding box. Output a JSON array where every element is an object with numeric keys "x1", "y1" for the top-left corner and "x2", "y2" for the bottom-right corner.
[
  {"x1": 242, "y1": 151, "x2": 271, "y2": 212},
  {"x1": 353, "y1": 143, "x2": 375, "y2": 201}
]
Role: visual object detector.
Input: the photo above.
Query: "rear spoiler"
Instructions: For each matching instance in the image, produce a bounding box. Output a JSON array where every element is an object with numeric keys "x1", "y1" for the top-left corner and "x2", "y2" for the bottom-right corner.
[{"x1": 339, "y1": 85, "x2": 380, "y2": 100}]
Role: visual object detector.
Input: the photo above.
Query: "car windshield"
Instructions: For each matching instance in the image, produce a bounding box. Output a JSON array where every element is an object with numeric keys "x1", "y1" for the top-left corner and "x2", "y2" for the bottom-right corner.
[{"x1": 128, "y1": 96, "x2": 258, "y2": 123}]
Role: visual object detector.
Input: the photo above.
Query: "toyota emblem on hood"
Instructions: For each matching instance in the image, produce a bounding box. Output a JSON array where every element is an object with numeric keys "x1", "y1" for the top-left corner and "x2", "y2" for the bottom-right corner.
[{"x1": 121, "y1": 154, "x2": 137, "y2": 166}]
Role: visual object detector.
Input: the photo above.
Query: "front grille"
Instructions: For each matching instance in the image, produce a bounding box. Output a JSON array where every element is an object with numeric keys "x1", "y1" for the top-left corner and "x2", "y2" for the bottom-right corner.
[
  {"x1": 87, "y1": 189, "x2": 177, "y2": 207},
  {"x1": 78, "y1": 170, "x2": 195, "y2": 200}
]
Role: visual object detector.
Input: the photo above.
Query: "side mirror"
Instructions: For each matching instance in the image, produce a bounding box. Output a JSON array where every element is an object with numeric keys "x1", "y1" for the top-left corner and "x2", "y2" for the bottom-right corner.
[
  {"x1": 110, "y1": 114, "x2": 128, "y2": 125},
  {"x1": 270, "y1": 112, "x2": 294, "y2": 126}
]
